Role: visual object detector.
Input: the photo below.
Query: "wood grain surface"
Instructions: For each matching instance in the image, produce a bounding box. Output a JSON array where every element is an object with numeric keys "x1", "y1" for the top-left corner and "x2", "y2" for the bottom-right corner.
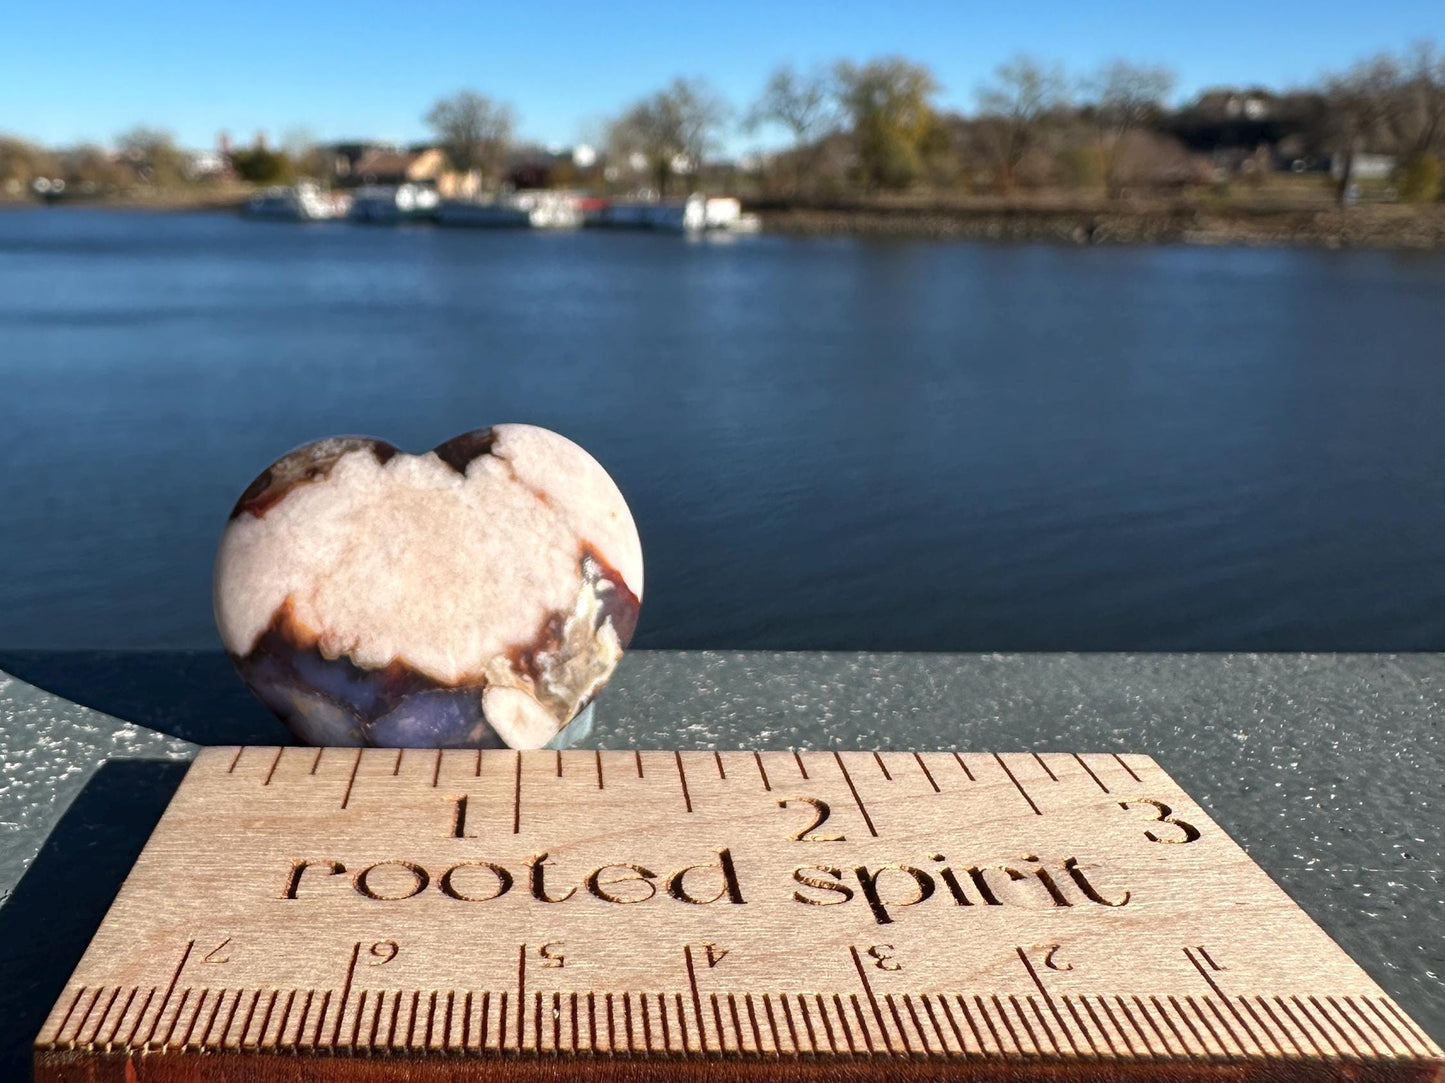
[{"x1": 34, "y1": 748, "x2": 1445, "y2": 1082}]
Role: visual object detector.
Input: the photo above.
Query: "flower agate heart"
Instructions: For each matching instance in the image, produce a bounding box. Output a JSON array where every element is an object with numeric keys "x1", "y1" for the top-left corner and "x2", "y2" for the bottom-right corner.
[{"x1": 213, "y1": 425, "x2": 642, "y2": 748}]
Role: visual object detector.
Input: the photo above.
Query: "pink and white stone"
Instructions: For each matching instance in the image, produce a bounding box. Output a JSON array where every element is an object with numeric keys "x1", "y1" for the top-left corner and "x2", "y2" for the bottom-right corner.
[{"x1": 213, "y1": 425, "x2": 643, "y2": 748}]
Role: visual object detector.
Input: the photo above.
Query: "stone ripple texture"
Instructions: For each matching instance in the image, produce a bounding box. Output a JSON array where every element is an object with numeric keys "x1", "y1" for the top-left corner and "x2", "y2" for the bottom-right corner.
[{"x1": 212, "y1": 426, "x2": 643, "y2": 750}]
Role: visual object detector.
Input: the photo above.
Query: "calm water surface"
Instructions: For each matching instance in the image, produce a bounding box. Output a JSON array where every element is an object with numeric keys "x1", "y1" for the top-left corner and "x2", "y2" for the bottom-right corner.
[{"x1": 3, "y1": 207, "x2": 1445, "y2": 651}]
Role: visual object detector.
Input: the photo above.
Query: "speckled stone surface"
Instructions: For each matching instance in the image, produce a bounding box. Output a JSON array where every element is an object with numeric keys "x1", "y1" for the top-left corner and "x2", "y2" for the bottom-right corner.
[
  {"x1": 0, "y1": 650, "x2": 1440, "y2": 1069},
  {"x1": 213, "y1": 426, "x2": 643, "y2": 749}
]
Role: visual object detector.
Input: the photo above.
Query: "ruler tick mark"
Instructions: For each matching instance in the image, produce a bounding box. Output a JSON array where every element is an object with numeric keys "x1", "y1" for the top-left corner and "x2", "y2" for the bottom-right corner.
[
  {"x1": 845, "y1": 994, "x2": 873, "y2": 1054},
  {"x1": 1113, "y1": 752, "x2": 1142, "y2": 781},
  {"x1": 555, "y1": 749, "x2": 562, "y2": 777},
  {"x1": 795, "y1": 994, "x2": 819, "y2": 1054},
  {"x1": 834, "y1": 753, "x2": 878, "y2": 836},
  {"x1": 1017, "y1": 949, "x2": 1082, "y2": 1055},
  {"x1": 143, "y1": 940, "x2": 193, "y2": 1048},
  {"x1": 684, "y1": 946, "x2": 704, "y2": 1045},
  {"x1": 106, "y1": 985, "x2": 139, "y2": 1048},
  {"x1": 516, "y1": 944, "x2": 526, "y2": 1050},
  {"x1": 793, "y1": 750, "x2": 809, "y2": 779},
  {"x1": 262, "y1": 748, "x2": 283, "y2": 786},
  {"x1": 754, "y1": 751, "x2": 771, "y2": 791},
  {"x1": 1032, "y1": 752, "x2": 1059, "y2": 781},
  {"x1": 872, "y1": 752, "x2": 891, "y2": 780},
  {"x1": 813, "y1": 992, "x2": 836, "y2": 1052},
  {"x1": 761, "y1": 992, "x2": 783, "y2": 1055},
  {"x1": 714, "y1": 750, "x2": 726, "y2": 779},
  {"x1": 914, "y1": 752, "x2": 939, "y2": 792},
  {"x1": 340, "y1": 749, "x2": 361, "y2": 809},
  {"x1": 432, "y1": 750, "x2": 442, "y2": 787},
  {"x1": 833, "y1": 992, "x2": 857, "y2": 1053},
  {"x1": 1073, "y1": 753, "x2": 1109, "y2": 792},
  {"x1": 744, "y1": 993, "x2": 762, "y2": 1053},
  {"x1": 595, "y1": 749, "x2": 604, "y2": 789},
  {"x1": 779, "y1": 994, "x2": 801, "y2": 1053},
  {"x1": 226, "y1": 747, "x2": 244, "y2": 774},
  {"x1": 512, "y1": 752, "x2": 522, "y2": 834},
  {"x1": 850, "y1": 945, "x2": 892, "y2": 1051},
  {"x1": 953, "y1": 751, "x2": 975, "y2": 780},
  {"x1": 675, "y1": 751, "x2": 693, "y2": 812},
  {"x1": 330, "y1": 942, "x2": 360, "y2": 1046},
  {"x1": 392, "y1": 749, "x2": 403, "y2": 775},
  {"x1": 884, "y1": 994, "x2": 907, "y2": 1052},
  {"x1": 309, "y1": 748, "x2": 323, "y2": 775},
  {"x1": 635, "y1": 750, "x2": 644, "y2": 778},
  {"x1": 993, "y1": 753, "x2": 1041, "y2": 815}
]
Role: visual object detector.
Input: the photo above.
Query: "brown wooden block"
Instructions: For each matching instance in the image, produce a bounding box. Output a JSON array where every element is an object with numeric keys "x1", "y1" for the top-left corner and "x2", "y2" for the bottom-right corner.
[{"x1": 34, "y1": 748, "x2": 1443, "y2": 1081}]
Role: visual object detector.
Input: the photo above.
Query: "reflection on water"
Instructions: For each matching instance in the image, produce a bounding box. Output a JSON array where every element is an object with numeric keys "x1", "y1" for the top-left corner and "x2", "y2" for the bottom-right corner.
[{"x1": 2, "y1": 208, "x2": 1444, "y2": 651}]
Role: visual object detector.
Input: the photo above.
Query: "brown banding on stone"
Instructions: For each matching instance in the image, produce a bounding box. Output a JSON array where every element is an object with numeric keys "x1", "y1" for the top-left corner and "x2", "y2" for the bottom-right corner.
[
  {"x1": 230, "y1": 437, "x2": 399, "y2": 520},
  {"x1": 582, "y1": 544, "x2": 641, "y2": 649},
  {"x1": 431, "y1": 428, "x2": 499, "y2": 475}
]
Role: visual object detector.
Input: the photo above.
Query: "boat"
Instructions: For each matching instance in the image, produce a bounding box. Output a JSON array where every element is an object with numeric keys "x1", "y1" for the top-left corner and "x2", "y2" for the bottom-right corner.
[
  {"x1": 588, "y1": 194, "x2": 761, "y2": 234},
  {"x1": 244, "y1": 183, "x2": 349, "y2": 221},
  {"x1": 436, "y1": 191, "x2": 583, "y2": 230},
  {"x1": 348, "y1": 183, "x2": 440, "y2": 223}
]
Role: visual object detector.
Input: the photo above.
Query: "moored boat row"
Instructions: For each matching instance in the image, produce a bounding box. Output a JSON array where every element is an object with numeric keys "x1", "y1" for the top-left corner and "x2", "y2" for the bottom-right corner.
[{"x1": 245, "y1": 186, "x2": 759, "y2": 233}]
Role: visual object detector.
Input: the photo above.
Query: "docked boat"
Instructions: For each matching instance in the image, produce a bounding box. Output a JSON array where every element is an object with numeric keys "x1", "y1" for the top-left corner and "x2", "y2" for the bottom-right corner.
[
  {"x1": 588, "y1": 194, "x2": 760, "y2": 234},
  {"x1": 436, "y1": 191, "x2": 583, "y2": 230},
  {"x1": 244, "y1": 183, "x2": 349, "y2": 221},
  {"x1": 348, "y1": 183, "x2": 440, "y2": 223}
]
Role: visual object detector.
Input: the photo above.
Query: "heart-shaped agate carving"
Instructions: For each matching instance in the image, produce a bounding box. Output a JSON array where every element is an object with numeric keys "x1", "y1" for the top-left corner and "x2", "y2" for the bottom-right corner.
[{"x1": 213, "y1": 425, "x2": 642, "y2": 748}]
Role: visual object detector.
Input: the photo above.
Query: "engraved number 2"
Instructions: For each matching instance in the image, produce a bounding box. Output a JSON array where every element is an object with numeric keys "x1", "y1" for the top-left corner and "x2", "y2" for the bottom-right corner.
[
  {"x1": 1119, "y1": 798, "x2": 1200, "y2": 844},
  {"x1": 778, "y1": 797, "x2": 844, "y2": 842}
]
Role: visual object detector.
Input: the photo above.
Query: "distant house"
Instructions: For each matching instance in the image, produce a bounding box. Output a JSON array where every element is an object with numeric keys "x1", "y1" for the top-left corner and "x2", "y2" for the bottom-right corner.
[
  {"x1": 1331, "y1": 153, "x2": 1396, "y2": 182},
  {"x1": 1172, "y1": 88, "x2": 1327, "y2": 173},
  {"x1": 328, "y1": 143, "x2": 479, "y2": 197}
]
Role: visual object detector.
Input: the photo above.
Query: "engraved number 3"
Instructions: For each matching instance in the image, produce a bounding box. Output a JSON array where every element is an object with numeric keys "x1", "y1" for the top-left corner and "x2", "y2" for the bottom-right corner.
[{"x1": 1119, "y1": 798, "x2": 1200, "y2": 844}]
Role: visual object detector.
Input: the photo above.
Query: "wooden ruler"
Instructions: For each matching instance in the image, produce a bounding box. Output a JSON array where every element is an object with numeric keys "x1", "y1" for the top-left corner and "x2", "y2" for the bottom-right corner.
[{"x1": 36, "y1": 748, "x2": 1443, "y2": 1082}]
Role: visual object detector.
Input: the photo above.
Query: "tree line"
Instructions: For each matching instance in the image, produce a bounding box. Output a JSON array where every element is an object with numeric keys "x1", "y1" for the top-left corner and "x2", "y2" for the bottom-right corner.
[{"x1": 4, "y1": 40, "x2": 1443, "y2": 207}]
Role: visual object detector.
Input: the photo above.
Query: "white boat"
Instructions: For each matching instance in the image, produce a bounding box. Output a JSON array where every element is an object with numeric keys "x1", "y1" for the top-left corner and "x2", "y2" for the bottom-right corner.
[
  {"x1": 590, "y1": 194, "x2": 758, "y2": 234},
  {"x1": 348, "y1": 183, "x2": 440, "y2": 223},
  {"x1": 437, "y1": 191, "x2": 583, "y2": 230},
  {"x1": 244, "y1": 183, "x2": 350, "y2": 221}
]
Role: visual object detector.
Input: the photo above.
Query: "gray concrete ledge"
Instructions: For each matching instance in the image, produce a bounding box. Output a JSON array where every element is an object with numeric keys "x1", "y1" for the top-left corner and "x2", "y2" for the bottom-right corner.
[{"x1": 1, "y1": 650, "x2": 1441, "y2": 1071}]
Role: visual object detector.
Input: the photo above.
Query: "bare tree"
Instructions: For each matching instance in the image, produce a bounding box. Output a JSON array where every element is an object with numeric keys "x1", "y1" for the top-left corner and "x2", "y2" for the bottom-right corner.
[
  {"x1": 1323, "y1": 56, "x2": 1401, "y2": 206},
  {"x1": 426, "y1": 91, "x2": 515, "y2": 183},
  {"x1": 1396, "y1": 39, "x2": 1445, "y2": 159},
  {"x1": 747, "y1": 64, "x2": 834, "y2": 192},
  {"x1": 608, "y1": 78, "x2": 730, "y2": 197},
  {"x1": 1085, "y1": 59, "x2": 1175, "y2": 196},
  {"x1": 833, "y1": 57, "x2": 944, "y2": 190},
  {"x1": 975, "y1": 55, "x2": 1069, "y2": 193}
]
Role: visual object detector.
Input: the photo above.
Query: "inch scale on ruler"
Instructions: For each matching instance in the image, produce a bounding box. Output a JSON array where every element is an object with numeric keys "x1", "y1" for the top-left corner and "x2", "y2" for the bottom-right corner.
[{"x1": 36, "y1": 748, "x2": 1444, "y2": 1081}]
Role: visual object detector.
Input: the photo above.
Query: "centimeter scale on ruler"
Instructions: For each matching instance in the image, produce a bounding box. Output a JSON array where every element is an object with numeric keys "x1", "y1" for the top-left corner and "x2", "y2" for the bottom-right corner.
[{"x1": 36, "y1": 747, "x2": 1445, "y2": 1082}]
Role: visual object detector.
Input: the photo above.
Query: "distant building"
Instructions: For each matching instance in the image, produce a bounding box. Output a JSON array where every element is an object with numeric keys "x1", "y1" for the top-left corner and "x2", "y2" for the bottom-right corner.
[
  {"x1": 1172, "y1": 88, "x2": 1327, "y2": 173},
  {"x1": 1331, "y1": 153, "x2": 1396, "y2": 182},
  {"x1": 328, "y1": 143, "x2": 479, "y2": 197}
]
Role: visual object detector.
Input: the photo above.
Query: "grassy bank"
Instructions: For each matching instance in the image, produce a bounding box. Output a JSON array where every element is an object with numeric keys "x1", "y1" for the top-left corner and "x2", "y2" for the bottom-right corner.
[{"x1": 747, "y1": 194, "x2": 1445, "y2": 249}]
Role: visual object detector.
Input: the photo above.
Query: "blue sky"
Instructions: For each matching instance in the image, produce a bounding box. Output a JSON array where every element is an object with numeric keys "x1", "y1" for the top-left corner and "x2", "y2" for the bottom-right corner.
[{"x1": 5, "y1": 0, "x2": 1442, "y2": 151}]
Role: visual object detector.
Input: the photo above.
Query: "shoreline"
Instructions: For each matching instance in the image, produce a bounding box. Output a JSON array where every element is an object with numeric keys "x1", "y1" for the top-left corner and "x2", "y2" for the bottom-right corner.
[
  {"x1": 748, "y1": 197, "x2": 1445, "y2": 249},
  {"x1": 6, "y1": 193, "x2": 1444, "y2": 249}
]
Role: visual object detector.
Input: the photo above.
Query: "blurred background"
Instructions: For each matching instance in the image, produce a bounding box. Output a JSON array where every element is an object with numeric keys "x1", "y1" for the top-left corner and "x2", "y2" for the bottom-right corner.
[{"x1": 3, "y1": 0, "x2": 1444, "y2": 654}]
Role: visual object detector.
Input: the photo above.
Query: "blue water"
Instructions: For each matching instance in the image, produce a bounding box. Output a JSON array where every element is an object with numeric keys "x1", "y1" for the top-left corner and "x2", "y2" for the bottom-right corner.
[{"x1": 3, "y1": 207, "x2": 1445, "y2": 650}]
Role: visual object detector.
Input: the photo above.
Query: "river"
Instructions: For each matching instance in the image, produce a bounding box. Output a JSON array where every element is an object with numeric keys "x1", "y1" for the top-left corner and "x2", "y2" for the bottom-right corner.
[{"x1": 3, "y1": 207, "x2": 1444, "y2": 651}]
